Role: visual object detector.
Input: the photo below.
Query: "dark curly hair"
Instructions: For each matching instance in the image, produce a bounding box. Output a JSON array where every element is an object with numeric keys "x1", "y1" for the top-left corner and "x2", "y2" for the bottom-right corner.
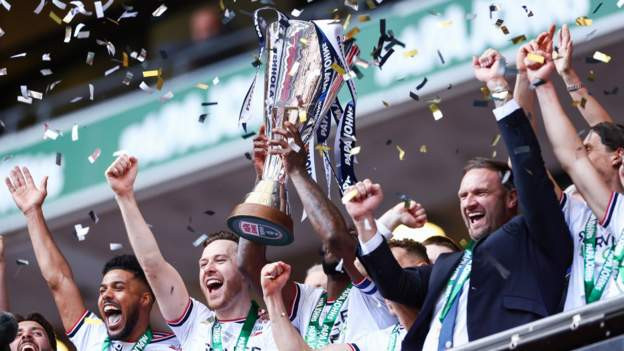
[{"x1": 102, "y1": 255, "x2": 149, "y2": 289}]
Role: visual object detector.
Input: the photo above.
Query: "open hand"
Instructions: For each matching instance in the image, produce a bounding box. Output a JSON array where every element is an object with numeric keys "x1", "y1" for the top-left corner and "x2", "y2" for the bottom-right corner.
[
  {"x1": 268, "y1": 122, "x2": 307, "y2": 176},
  {"x1": 555, "y1": 24, "x2": 573, "y2": 75},
  {"x1": 5, "y1": 166, "x2": 48, "y2": 216},
  {"x1": 105, "y1": 154, "x2": 139, "y2": 197}
]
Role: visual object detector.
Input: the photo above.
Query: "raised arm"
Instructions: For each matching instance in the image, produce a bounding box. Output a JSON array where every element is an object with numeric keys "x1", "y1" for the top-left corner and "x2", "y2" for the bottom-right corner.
[
  {"x1": 0, "y1": 236, "x2": 8, "y2": 311},
  {"x1": 554, "y1": 24, "x2": 613, "y2": 126},
  {"x1": 270, "y1": 122, "x2": 364, "y2": 282},
  {"x1": 526, "y1": 47, "x2": 613, "y2": 220},
  {"x1": 4, "y1": 167, "x2": 85, "y2": 331},
  {"x1": 377, "y1": 201, "x2": 427, "y2": 235},
  {"x1": 343, "y1": 179, "x2": 432, "y2": 308},
  {"x1": 105, "y1": 155, "x2": 189, "y2": 321},
  {"x1": 261, "y1": 261, "x2": 351, "y2": 351}
]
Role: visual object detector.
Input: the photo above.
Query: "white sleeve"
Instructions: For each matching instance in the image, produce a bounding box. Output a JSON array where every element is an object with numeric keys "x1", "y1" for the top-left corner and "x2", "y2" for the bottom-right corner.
[
  {"x1": 290, "y1": 283, "x2": 325, "y2": 334},
  {"x1": 375, "y1": 220, "x2": 393, "y2": 240},
  {"x1": 66, "y1": 310, "x2": 107, "y2": 351},
  {"x1": 166, "y1": 298, "x2": 210, "y2": 346},
  {"x1": 599, "y1": 192, "x2": 623, "y2": 234},
  {"x1": 359, "y1": 232, "x2": 384, "y2": 255},
  {"x1": 351, "y1": 277, "x2": 397, "y2": 329},
  {"x1": 493, "y1": 99, "x2": 521, "y2": 121}
]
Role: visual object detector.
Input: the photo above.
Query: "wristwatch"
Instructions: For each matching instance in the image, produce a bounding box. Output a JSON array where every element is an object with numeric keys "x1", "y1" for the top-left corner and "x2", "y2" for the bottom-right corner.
[
  {"x1": 491, "y1": 86, "x2": 510, "y2": 101},
  {"x1": 566, "y1": 83, "x2": 583, "y2": 92}
]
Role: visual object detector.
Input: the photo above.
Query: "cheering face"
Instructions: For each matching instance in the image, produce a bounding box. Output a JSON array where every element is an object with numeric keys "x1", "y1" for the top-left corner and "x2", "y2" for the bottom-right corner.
[
  {"x1": 10, "y1": 321, "x2": 53, "y2": 351},
  {"x1": 458, "y1": 168, "x2": 516, "y2": 241},
  {"x1": 584, "y1": 131, "x2": 620, "y2": 181},
  {"x1": 198, "y1": 240, "x2": 246, "y2": 312},
  {"x1": 98, "y1": 270, "x2": 147, "y2": 340}
]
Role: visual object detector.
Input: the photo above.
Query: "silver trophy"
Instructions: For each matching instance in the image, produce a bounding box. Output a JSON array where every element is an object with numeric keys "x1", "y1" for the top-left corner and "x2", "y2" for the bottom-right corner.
[{"x1": 228, "y1": 17, "x2": 354, "y2": 245}]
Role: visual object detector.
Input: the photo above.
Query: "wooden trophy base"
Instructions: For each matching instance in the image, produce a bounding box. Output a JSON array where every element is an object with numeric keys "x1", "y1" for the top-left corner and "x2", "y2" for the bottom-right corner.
[{"x1": 227, "y1": 203, "x2": 294, "y2": 246}]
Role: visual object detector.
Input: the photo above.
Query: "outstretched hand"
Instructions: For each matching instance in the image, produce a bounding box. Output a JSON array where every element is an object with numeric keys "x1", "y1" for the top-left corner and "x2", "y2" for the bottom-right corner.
[
  {"x1": 268, "y1": 121, "x2": 307, "y2": 176},
  {"x1": 105, "y1": 154, "x2": 139, "y2": 197},
  {"x1": 343, "y1": 179, "x2": 384, "y2": 222},
  {"x1": 5, "y1": 166, "x2": 48, "y2": 216},
  {"x1": 554, "y1": 24, "x2": 573, "y2": 75},
  {"x1": 517, "y1": 25, "x2": 555, "y2": 72},
  {"x1": 261, "y1": 261, "x2": 291, "y2": 298}
]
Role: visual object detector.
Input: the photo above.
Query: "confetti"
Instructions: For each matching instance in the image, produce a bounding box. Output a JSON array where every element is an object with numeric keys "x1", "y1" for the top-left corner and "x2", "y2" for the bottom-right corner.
[
  {"x1": 522, "y1": 5, "x2": 534, "y2": 17},
  {"x1": 51, "y1": 0, "x2": 66, "y2": 10},
  {"x1": 40, "y1": 69, "x2": 53, "y2": 76},
  {"x1": 416, "y1": 77, "x2": 428, "y2": 90},
  {"x1": 403, "y1": 49, "x2": 418, "y2": 58},
  {"x1": 429, "y1": 103, "x2": 443, "y2": 120},
  {"x1": 0, "y1": 68, "x2": 6, "y2": 76},
  {"x1": 349, "y1": 146, "x2": 361, "y2": 156},
  {"x1": 72, "y1": 124, "x2": 79, "y2": 141},
  {"x1": 160, "y1": 91, "x2": 174, "y2": 103},
  {"x1": 212, "y1": 77, "x2": 220, "y2": 85},
  {"x1": 196, "y1": 83, "x2": 209, "y2": 90},
  {"x1": 341, "y1": 189, "x2": 359, "y2": 204},
  {"x1": 345, "y1": 27, "x2": 360, "y2": 40},
  {"x1": 74, "y1": 224, "x2": 90, "y2": 241},
  {"x1": 396, "y1": 145, "x2": 405, "y2": 160},
  {"x1": 152, "y1": 4, "x2": 167, "y2": 17},
  {"x1": 592, "y1": 51, "x2": 611, "y2": 63},
  {"x1": 86, "y1": 51, "x2": 95, "y2": 65},
  {"x1": 88, "y1": 148, "x2": 101, "y2": 164},
  {"x1": 331, "y1": 63, "x2": 345, "y2": 76},
  {"x1": 122, "y1": 72, "x2": 134, "y2": 86},
  {"x1": 204, "y1": 210, "x2": 215, "y2": 216},
  {"x1": 62, "y1": 9, "x2": 76, "y2": 23},
  {"x1": 288, "y1": 62, "x2": 300, "y2": 76},
  {"x1": 0, "y1": 0, "x2": 9, "y2": 10},
  {"x1": 588, "y1": 69, "x2": 595, "y2": 82},
  {"x1": 244, "y1": 152, "x2": 252, "y2": 160},
  {"x1": 63, "y1": 25, "x2": 72, "y2": 43},
  {"x1": 10, "y1": 52, "x2": 26, "y2": 58},
  {"x1": 604, "y1": 87, "x2": 619, "y2": 95},
  {"x1": 43, "y1": 127, "x2": 59, "y2": 140},
  {"x1": 592, "y1": 2, "x2": 603, "y2": 14},
  {"x1": 143, "y1": 69, "x2": 161, "y2": 78},
  {"x1": 382, "y1": 100, "x2": 390, "y2": 107},
  {"x1": 42, "y1": 53, "x2": 51, "y2": 61},
  {"x1": 110, "y1": 243, "x2": 123, "y2": 251},
  {"x1": 409, "y1": 92, "x2": 419, "y2": 101},
  {"x1": 16, "y1": 259, "x2": 30, "y2": 266},
  {"x1": 89, "y1": 83, "x2": 94, "y2": 100},
  {"x1": 94, "y1": 1, "x2": 104, "y2": 18},
  {"x1": 122, "y1": 52, "x2": 129, "y2": 67},
  {"x1": 139, "y1": 81, "x2": 154, "y2": 93},
  {"x1": 69, "y1": 96, "x2": 82, "y2": 103},
  {"x1": 298, "y1": 109, "x2": 307, "y2": 123},
  {"x1": 34, "y1": 0, "x2": 45, "y2": 13},
  {"x1": 84, "y1": 317, "x2": 103, "y2": 325},
  {"x1": 291, "y1": 8, "x2": 303, "y2": 17},
  {"x1": 288, "y1": 140, "x2": 301, "y2": 153},
  {"x1": 419, "y1": 145, "x2": 427, "y2": 153},
  {"x1": 193, "y1": 234, "x2": 209, "y2": 247},
  {"x1": 358, "y1": 15, "x2": 370, "y2": 22},
  {"x1": 55, "y1": 152, "x2": 62, "y2": 166},
  {"x1": 619, "y1": 0, "x2": 624, "y2": 8},
  {"x1": 198, "y1": 114, "x2": 208, "y2": 123},
  {"x1": 49, "y1": 10, "x2": 62, "y2": 24},
  {"x1": 511, "y1": 35, "x2": 526, "y2": 45},
  {"x1": 527, "y1": 53, "x2": 544, "y2": 64},
  {"x1": 572, "y1": 97, "x2": 587, "y2": 108},
  {"x1": 0, "y1": 26, "x2": 4, "y2": 38},
  {"x1": 118, "y1": 9, "x2": 138, "y2": 21},
  {"x1": 575, "y1": 16, "x2": 592, "y2": 26},
  {"x1": 438, "y1": 19, "x2": 453, "y2": 28},
  {"x1": 242, "y1": 131, "x2": 256, "y2": 139},
  {"x1": 96, "y1": 39, "x2": 115, "y2": 56},
  {"x1": 105, "y1": 65, "x2": 119, "y2": 76},
  {"x1": 48, "y1": 80, "x2": 61, "y2": 92},
  {"x1": 437, "y1": 50, "x2": 445, "y2": 64}
]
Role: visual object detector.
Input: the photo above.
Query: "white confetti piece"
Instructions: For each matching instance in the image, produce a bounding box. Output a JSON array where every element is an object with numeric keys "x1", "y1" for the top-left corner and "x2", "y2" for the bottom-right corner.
[
  {"x1": 0, "y1": 67, "x2": 6, "y2": 76},
  {"x1": 593, "y1": 51, "x2": 612, "y2": 63},
  {"x1": 94, "y1": 1, "x2": 103, "y2": 18},
  {"x1": 74, "y1": 224, "x2": 89, "y2": 241},
  {"x1": 193, "y1": 234, "x2": 209, "y2": 247},
  {"x1": 288, "y1": 61, "x2": 300, "y2": 76},
  {"x1": 335, "y1": 258, "x2": 344, "y2": 272},
  {"x1": 48, "y1": 80, "x2": 61, "y2": 91},
  {"x1": 34, "y1": 0, "x2": 45, "y2": 14},
  {"x1": 86, "y1": 51, "x2": 94, "y2": 65},
  {"x1": 130, "y1": 48, "x2": 147, "y2": 62},
  {"x1": 42, "y1": 53, "x2": 51, "y2": 61},
  {"x1": 104, "y1": 65, "x2": 119, "y2": 76},
  {"x1": 43, "y1": 128, "x2": 59, "y2": 140},
  {"x1": 117, "y1": 9, "x2": 138, "y2": 21},
  {"x1": 74, "y1": 23, "x2": 89, "y2": 38},
  {"x1": 122, "y1": 72, "x2": 133, "y2": 86},
  {"x1": 40, "y1": 68, "x2": 53, "y2": 76},
  {"x1": 69, "y1": 96, "x2": 82, "y2": 103},
  {"x1": 212, "y1": 77, "x2": 220, "y2": 85},
  {"x1": 1, "y1": 0, "x2": 11, "y2": 11},
  {"x1": 16, "y1": 259, "x2": 30, "y2": 266},
  {"x1": 88, "y1": 148, "x2": 101, "y2": 164},
  {"x1": 29, "y1": 90, "x2": 43, "y2": 100},
  {"x1": 160, "y1": 90, "x2": 174, "y2": 103},
  {"x1": 291, "y1": 8, "x2": 303, "y2": 17},
  {"x1": 71, "y1": 123, "x2": 78, "y2": 141},
  {"x1": 63, "y1": 25, "x2": 71, "y2": 43},
  {"x1": 110, "y1": 243, "x2": 123, "y2": 251},
  {"x1": 17, "y1": 96, "x2": 32, "y2": 104},
  {"x1": 20, "y1": 85, "x2": 28, "y2": 97},
  {"x1": 96, "y1": 39, "x2": 115, "y2": 56},
  {"x1": 0, "y1": 26, "x2": 4, "y2": 37},
  {"x1": 139, "y1": 81, "x2": 154, "y2": 93},
  {"x1": 10, "y1": 52, "x2": 26, "y2": 58},
  {"x1": 364, "y1": 218, "x2": 372, "y2": 230},
  {"x1": 89, "y1": 83, "x2": 94, "y2": 100},
  {"x1": 51, "y1": 0, "x2": 66, "y2": 10},
  {"x1": 152, "y1": 4, "x2": 167, "y2": 17}
]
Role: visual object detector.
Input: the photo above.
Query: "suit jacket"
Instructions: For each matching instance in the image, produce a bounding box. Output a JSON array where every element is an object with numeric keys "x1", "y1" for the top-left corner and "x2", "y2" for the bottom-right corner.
[{"x1": 359, "y1": 105, "x2": 572, "y2": 350}]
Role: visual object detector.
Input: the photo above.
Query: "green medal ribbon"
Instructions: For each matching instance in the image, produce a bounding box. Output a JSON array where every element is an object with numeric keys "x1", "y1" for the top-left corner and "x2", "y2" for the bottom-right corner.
[
  {"x1": 304, "y1": 284, "x2": 352, "y2": 348},
  {"x1": 439, "y1": 241, "x2": 474, "y2": 323},
  {"x1": 386, "y1": 324, "x2": 401, "y2": 351},
  {"x1": 211, "y1": 301, "x2": 259, "y2": 351},
  {"x1": 102, "y1": 327, "x2": 152, "y2": 351},
  {"x1": 583, "y1": 215, "x2": 624, "y2": 303}
]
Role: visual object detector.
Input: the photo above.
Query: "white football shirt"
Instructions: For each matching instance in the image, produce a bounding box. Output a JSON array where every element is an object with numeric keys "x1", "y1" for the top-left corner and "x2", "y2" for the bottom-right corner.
[{"x1": 351, "y1": 323, "x2": 405, "y2": 351}]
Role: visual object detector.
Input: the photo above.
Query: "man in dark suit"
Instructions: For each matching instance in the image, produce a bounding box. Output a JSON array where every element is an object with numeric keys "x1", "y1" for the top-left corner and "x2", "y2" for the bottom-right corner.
[{"x1": 343, "y1": 47, "x2": 572, "y2": 350}]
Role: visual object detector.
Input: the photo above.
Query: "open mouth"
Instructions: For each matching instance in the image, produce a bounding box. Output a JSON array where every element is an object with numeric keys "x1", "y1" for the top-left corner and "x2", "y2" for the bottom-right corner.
[
  {"x1": 467, "y1": 212, "x2": 485, "y2": 226},
  {"x1": 19, "y1": 342, "x2": 38, "y2": 351},
  {"x1": 103, "y1": 304, "x2": 123, "y2": 329},
  {"x1": 205, "y1": 278, "x2": 224, "y2": 294}
]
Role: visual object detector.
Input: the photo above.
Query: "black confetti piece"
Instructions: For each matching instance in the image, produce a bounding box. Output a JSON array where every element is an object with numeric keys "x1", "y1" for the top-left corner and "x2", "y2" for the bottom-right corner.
[
  {"x1": 409, "y1": 92, "x2": 419, "y2": 101},
  {"x1": 89, "y1": 210, "x2": 99, "y2": 224},
  {"x1": 385, "y1": 139, "x2": 392, "y2": 145},
  {"x1": 204, "y1": 210, "x2": 215, "y2": 216},
  {"x1": 199, "y1": 114, "x2": 208, "y2": 123},
  {"x1": 437, "y1": 50, "x2": 445, "y2": 64},
  {"x1": 416, "y1": 77, "x2": 428, "y2": 90},
  {"x1": 244, "y1": 152, "x2": 252, "y2": 160},
  {"x1": 604, "y1": 87, "x2": 619, "y2": 95},
  {"x1": 202, "y1": 102, "x2": 218, "y2": 106},
  {"x1": 592, "y1": 2, "x2": 603, "y2": 14},
  {"x1": 55, "y1": 152, "x2": 62, "y2": 166},
  {"x1": 379, "y1": 48, "x2": 394, "y2": 67},
  {"x1": 242, "y1": 131, "x2": 256, "y2": 139}
]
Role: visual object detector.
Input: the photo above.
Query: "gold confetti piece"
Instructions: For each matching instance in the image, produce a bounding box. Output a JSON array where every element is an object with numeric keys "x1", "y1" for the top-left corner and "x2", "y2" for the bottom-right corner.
[
  {"x1": 49, "y1": 11, "x2": 62, "y2": 24},
  {"x1": 429, "y1": 103, "x2": 443, "y2": 120},
  {"x1": 511, "y1": 35, "x2": 527, "y2": 44},
  {"x1": 382, "y1": 100, "x2": 390, "y2": 107},
  {"x1": 345, "y1": 27, "x2": 360, "y2": 40},
  {"x1": 343, "y1": 13, "x2": 352, "y2": 30},
  {"x1": 419, "y1": 145, "x2": 427, "y2": 153},
  {"x1": 438, "y1": 19, "x2": 453, "y2": 28},
  {"x1": 358, "y1": 15, "x2": 370, "y2": 22},
  {"x1": 396, "y1": 145, "x2": 405, "y2": 160},
  {"x1": 527, "y1": 53, "x2": 544, "y2": 64},
  {"x1": 219, "y1": 0, "x2": 225, "y2": 11},
  {"x1": 299, "y1": 38, "x2": 309, "y2": 46},
  {"x1": 572, "y1": 97, "x2": 587, "y2": 108},
  {"x1": 593, "y1": 51, "x2": 611, "y2": 63},
  {"x1": 403, "y1": 49, "x2": 418, "y2": 58},
  {"x1": 196, "y1": 83, "x2": 209, "y2": 90},
  {"x1": 349, "y1": 146, "x2": 361, "y2": 156},
  {"x1": 299, "y1": 109, "x2": 307, "y2": 123},
  {"x1": 500, "y1": 25, "x2": 509, "y2": 35},
  {"x1": 366, "y1": 0, "x2": 377, "y2": 9},
  {"x1": 342, "y1": 189, "x2": 359, "y2": 204},
  {"x1": 156, "y1": 76, "x2": 164, "y2": 90},
  {"x1": 143, "y1": 69, "x2": 161, "y2": 78},
  {"x1": 331, "y1": 63, "x2": 345, "y2": 75},
  {"x1": 491, "y1": 134, "x2": 501, "y2": 147},
  {"x1": 481, "y1": 86, "x2": 491, "y2": 99},
  {"x1": 575, "y1": 16, "x2": 592, "y2": 26},
  {"x1": 315, "y1": 144, "x2": 331, "y2": 152},
  {"x1": 122, "y1": 52, "x2": 128, "y2": 67}
]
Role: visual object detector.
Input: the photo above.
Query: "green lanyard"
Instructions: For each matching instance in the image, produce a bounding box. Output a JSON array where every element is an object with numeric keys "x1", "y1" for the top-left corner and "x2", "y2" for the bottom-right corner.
[
  {"x1": 386, "y1": 324, "x2": 401, "y2": 351},
  {"x1": 439, "y1": 241, "x2": 474, "y2": 322},
  {"x1": 102, "y1": 328, "x2": 152, "y2": 351},
  {"x1": 211, "y1": 300, "x2": 259, "y2": 351},
  {"x1": 304, "y1": 284, "x2": 352, "y2": 348},
  {"x1": 582, "y1": 215, "x2": 624, "y2": 303}
]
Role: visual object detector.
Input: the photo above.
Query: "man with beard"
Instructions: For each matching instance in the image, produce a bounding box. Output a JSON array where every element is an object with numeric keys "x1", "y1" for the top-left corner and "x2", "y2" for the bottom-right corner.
[
  {"x1": 9, "y1": 313, "x2": 56, "y2": 351},
  {"x1": 104, "y1": 155, "x2": 274, "y2": 350},
  {"x1": 4, "y1": 167, "x2": 179, "y2": 351},
  {"x1": 235, "y1": 124, "x2": 426, "y2": 346}
]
